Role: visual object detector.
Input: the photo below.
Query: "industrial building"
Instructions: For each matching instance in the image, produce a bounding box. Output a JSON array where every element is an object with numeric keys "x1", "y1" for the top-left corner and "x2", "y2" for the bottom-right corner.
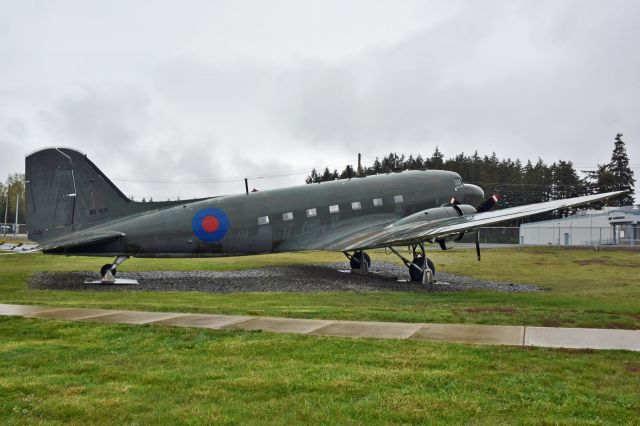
[{"x1": 519, "y1": 206, "x2": 640, "y2": 246}]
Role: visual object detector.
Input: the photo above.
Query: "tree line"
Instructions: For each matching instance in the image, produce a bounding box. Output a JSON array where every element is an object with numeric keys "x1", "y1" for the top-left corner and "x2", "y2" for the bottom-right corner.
[
  {"x1": 306, "y1": 133, "x2": 635, "y2": 218},
  {"x1": 0, "y1": 173, "x2": 26, "y2": 226},
  {"x1": 1, "y1": 134, "x2": 635, "y2": 228}
]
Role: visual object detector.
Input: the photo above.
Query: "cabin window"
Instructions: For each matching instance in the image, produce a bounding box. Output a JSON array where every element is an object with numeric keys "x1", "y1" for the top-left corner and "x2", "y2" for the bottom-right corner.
[
  {"x1": 282, "y1": 212, "x2": 293, "y2": 222},
  {"x1": 351, "y1": 201, "x2": 362, "y2": 210},
  {"x1": 257, "y1": 215, "x2": 269, "y2": 226},
  {"x1": 329, "y1": 204, "x2": 340, "y2": 214},
  {"x1": 306, "y1": 208, "x2": 317, "y2": 218},
  {"x1": 454, "y1": 177, "x2": 463, "y2": 188},
  {"x1": 394, "y1": 195, "x2": 404, "y2": 204},
  {"x1": 373, "y1": 198, "x2": 383, "y2": 207}
]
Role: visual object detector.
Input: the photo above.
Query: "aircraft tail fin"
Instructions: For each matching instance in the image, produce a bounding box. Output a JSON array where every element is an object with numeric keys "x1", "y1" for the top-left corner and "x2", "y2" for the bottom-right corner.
[{"x1": 24, "y1": 148, "x2": 184, "y2": 244}]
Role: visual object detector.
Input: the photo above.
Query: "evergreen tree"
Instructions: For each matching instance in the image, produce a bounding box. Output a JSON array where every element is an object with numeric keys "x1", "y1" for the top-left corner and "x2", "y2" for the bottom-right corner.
[
  {"x1": 368, "y1": 157, "x2": 382, "y2": 174},
  {"x1": 586, "y1": 133, "x2": 635, "y2": 207},
  {"x1": 608, "y1": 133, "x2": 635, "y2": 205},
  {"x1": 427, "y1": 147, "x2": 444, "y2": 169},
  {"x1": 551, "y1": 160, "x2": 584, "y2": 217},
  {"x1": 321, "y1": 167, "x2": 332, "y2": 182},
  {"x1": 339, "y1": 165, "x2": 355, "y2": 179},
  {"x1": 305, "y1": 168, "x2": 320, "y2": 184},
  {"x1": 381, "y1": 153, "x2": 402, "y2": 172}
]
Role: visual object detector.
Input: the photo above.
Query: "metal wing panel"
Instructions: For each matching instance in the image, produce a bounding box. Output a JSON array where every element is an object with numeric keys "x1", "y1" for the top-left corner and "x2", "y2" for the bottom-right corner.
[{"x1": 341, "y1": 191, "x2": 625, "y2": 251}]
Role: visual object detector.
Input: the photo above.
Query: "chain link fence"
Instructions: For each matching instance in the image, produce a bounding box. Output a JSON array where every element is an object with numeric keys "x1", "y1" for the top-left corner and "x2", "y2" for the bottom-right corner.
[
  {"x1": 1, "y1": 223, "x2": 27, "y2": 237},
  {"x1": 459, "y1": 226, "x2": 639, "y2": 246}
]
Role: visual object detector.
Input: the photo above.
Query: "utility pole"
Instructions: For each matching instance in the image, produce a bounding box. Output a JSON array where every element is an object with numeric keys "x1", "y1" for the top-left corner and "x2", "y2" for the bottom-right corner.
[
  {"x1": 244, "y1": 178, "x2": 249, "y2": 195},
  {"x1": 14, "y1": 194, "x2": 19, "y2": 238},
  {"x1": 3, "y1": 195, "x2": 8, "y2": 237},
  {"x1": 357, "y1": 153, "x2": 362, "y2": 176}
]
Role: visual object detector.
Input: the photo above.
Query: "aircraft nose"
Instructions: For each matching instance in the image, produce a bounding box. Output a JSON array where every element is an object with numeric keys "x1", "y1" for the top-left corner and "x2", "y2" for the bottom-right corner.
[{"x1": 457, "y1": 184, "x2": 485, "y2": 206}]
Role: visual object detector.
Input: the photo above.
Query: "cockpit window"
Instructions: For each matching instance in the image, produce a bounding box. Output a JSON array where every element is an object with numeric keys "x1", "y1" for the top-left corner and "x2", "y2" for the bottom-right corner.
[{"x1": 454, "y1": 177, "x2": 463, "y2": 188}]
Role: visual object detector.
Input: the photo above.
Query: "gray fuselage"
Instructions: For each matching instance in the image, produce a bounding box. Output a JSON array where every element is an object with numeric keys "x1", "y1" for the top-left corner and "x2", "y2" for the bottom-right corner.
[{"x1": 64, "y1": 170, "x2": 484, "y2": 257}]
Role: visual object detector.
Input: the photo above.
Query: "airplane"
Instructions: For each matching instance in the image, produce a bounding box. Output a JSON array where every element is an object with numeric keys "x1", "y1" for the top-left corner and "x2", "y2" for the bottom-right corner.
[{"x1": 25, "y1": 147, "x2": 623, "y2": 284}]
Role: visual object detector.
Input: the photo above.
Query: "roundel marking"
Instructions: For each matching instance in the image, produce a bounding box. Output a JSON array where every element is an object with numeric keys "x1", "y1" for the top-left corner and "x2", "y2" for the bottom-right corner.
[
  {"x1": 202, "y1": 216, "x2": 220, "y2": 233},
  {"x1": 192, "y1": 208, "x2": 229, "y2": 243}
]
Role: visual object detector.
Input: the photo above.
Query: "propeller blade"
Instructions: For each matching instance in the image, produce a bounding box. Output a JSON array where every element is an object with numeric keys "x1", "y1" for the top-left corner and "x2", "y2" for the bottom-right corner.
[
  {"x1": 476, "y1": 194, "x2": 500, "y2": 213},
  {"x1": 475, "y1": 231, "x2": 481, "y2": 261}
]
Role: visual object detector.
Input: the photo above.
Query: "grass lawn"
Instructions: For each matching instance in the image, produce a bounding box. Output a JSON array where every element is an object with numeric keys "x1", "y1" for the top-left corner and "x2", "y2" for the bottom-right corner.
[
  {"x1": 1, "y1": 316, "x2": 639, "y2": 424},
  {"x1": 0, "y1": 246, "x2": 638, "y2": 329},
  {"x1": 1, "y1": 247, "x2": 639, "y2": 423}
]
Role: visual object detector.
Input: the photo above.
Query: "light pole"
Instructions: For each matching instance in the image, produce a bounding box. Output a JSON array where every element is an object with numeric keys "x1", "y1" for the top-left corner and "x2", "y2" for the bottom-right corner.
[{"x1": 14, "y1": 194, "x2": 19, "y2": 238}]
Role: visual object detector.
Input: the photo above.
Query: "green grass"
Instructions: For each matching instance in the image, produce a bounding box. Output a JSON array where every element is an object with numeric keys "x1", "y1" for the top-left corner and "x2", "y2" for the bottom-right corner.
[
  {"x1": 0, "y1": 247, "x2": 639, "y2": 329},
  {"x1": 1, "y1": 248, "x2": 640, "y2": 423},
  {"x1": 1, "y1": 316, "x2": 639, "y2": 424}
]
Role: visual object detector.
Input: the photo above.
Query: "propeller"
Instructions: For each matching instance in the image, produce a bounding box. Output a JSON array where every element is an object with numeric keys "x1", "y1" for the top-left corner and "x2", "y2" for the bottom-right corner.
[
  {"x1": 473, "y1": 194, "x2": 499, "y2": 261},
  {"x1": 476, "y1": 194, "x2": 500, "y2": 213},
  {"x1": 450, "y1": 194, "x2": 499, "y2": 259}
]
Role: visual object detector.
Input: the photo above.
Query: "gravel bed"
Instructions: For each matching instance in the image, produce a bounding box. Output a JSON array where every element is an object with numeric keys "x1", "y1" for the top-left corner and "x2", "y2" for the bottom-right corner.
[{"x1": 29, "y1": 262, "x2": 546, "y2": 293}]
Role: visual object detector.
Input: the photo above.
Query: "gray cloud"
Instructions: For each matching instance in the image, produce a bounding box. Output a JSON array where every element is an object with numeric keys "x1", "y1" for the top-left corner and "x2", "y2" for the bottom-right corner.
[{"x1": 0, "y1": 0, "x2": 638, "y2": 198}]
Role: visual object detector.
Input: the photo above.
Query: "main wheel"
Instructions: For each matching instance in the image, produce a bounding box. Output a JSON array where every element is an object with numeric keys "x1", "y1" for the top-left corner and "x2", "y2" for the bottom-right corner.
[
  {"x1": 350, "y1": 251, "x2": 371, "y2": 269},
  {"x1": 100, "y1": 264, "x2": 116, "y2": 277},
  {"x1": 409, "y1": 256, "x2": 435, "y2": 281}
]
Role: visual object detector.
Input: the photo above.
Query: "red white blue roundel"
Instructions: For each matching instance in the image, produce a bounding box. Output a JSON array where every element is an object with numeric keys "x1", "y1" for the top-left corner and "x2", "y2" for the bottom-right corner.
[{"x1": 192, "y1": 208, "x2": 230, "y2": 243}]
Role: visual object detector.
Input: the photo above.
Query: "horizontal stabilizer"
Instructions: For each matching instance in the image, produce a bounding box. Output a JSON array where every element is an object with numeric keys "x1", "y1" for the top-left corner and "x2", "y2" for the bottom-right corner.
[{"x1": 36, "y1": 231, "x2": 125, "y2": 253}]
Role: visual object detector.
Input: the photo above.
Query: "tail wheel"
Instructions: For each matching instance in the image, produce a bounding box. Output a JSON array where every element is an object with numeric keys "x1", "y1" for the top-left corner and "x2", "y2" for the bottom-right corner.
[
  {"x1": 350, "y1": 251, "x2": 371, "y2": 269},
  {"x1": 100, "y1": 264, "x2": 116, "y2": 277},
  {"x1": 409, "y1": 256, "x2": 435, "y2": 282}
]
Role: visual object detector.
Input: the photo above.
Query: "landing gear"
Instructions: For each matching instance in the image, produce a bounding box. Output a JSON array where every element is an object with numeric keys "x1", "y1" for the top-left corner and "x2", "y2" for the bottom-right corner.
[
  {"x1": 344, "y1": 250, "x2": 371, "y2": 273},
  {"x1": 408, "y1": 255, "x2": 435, "y2": 282},
  {"x1": 100, "y1": 255, "x2": 129, "y2": 283},
  {"x1": 388, "y1": 243, "x2": 435, "y2": 286}
]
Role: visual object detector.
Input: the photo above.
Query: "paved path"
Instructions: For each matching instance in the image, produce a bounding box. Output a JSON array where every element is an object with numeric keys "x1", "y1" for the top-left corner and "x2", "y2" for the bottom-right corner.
[{"x1": 1, "y1": 303, "x2": 639, "y2": 351}]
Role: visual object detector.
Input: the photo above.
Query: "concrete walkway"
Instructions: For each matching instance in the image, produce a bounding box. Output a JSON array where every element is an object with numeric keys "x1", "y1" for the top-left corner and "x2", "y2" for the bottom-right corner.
[{"x1": 1, "y1": 303, "x2": 639, "y2": 351}]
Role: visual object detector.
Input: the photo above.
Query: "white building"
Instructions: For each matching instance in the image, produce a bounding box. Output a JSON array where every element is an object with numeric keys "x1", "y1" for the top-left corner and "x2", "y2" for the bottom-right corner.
[{"x1": 519, "y1": 206, "x2": 640, "y2": 246}]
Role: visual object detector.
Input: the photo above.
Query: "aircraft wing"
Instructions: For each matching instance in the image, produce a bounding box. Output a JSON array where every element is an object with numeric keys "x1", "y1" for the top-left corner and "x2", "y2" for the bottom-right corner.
[
  {"x1": 36, "y1": 231, "x2": 126, "y2": 252},
  {"x1": 331, "y1": 190, "x2": 625, "y2": 251}
]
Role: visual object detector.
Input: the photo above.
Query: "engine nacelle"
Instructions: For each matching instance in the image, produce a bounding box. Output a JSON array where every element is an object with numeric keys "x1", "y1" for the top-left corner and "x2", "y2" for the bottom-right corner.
[{"x1": 393, "y1": 204, "x2": 477, "y2": 227}]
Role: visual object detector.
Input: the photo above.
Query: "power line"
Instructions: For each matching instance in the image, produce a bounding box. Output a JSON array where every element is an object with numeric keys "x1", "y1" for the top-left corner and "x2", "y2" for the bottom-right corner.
[{"x1": 111, "y1": 161, "x2": 356, "y2": 184}]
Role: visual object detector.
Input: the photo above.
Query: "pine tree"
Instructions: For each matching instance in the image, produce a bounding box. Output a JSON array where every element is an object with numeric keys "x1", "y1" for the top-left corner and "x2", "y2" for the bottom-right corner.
[
  {"x1": 551, "y1": 160, "x2": 584, "y2": 217},
  {"x1": 305, "y1": 168, "x2": 319, "y2": 184},
  {"x1": 339, "y1": 165, "x2": 355, "y2": 179},
  {"x1": 320, "y1": 167, "x2": 332, "y2": 182},
  {"x1": 427, "y1": 147, "x2": 444, "y2": 169},
  {"x1": 586, "y1": 133, "x2": 635, "y2": 207},
  {"x1": 608, "y1": 133, "x2": 635, "y2": 206},
  {"x1": 368, "y1": 158, "x2": 382, "y2": 174}
]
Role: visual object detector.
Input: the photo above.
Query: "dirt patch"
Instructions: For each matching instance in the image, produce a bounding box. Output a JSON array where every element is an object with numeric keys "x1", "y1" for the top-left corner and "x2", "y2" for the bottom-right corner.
[
  {"x1": 603, "y1": 322, "x2": 631, "y2": 329},
  {"x1": 464, "y1": 307, "x2": 517, "y2": 315},
  {"x1": 574, "y1": 259, "x2": 611, "y2": 266},
  {"x1": 555, "y1": 347, "x2": 595, "y2": 354},
  {"x1": 626, "y1": 364, "x2": 640, "y2": 374},
  {"x1": 541, "y1": 318, "x2": 564, "y2": 327}
]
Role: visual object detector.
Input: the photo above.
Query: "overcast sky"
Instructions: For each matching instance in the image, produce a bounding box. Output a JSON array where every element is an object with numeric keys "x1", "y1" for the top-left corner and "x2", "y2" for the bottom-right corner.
[{"x1": 1, "y1": 0, "x2": 638, "y2": 199}]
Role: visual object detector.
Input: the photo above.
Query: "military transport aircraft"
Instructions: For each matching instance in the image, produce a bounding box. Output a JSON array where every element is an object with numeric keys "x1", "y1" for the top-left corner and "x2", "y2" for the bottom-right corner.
[{"x1": 25, "y1": 148, "x2": 623, "y2": 284}]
